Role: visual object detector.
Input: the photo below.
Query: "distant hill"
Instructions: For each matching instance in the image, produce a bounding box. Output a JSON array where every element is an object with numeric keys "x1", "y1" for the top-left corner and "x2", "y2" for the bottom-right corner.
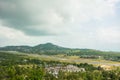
[
  {"x1": 0, "y1": 43, "x2": 101, "y2": 55},
  {"x1": 0, "y1": 43, "x2": 71, "y2": 54},
  {"x1": 33, "y1": 43, "x2": 69, "y2": 50},
  {"x1": 0, "y1": 43, "x2": 120, "y2": 61}
]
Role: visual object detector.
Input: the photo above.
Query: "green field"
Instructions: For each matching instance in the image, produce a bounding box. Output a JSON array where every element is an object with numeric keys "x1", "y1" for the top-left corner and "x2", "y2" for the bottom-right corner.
[{"x1": 2, "y1": 51, "x2": 120, "y2": 67}]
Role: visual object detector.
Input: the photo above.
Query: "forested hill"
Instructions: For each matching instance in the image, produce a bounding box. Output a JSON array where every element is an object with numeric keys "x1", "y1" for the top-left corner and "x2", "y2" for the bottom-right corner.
[
  {"x1": 0, "y1": 43, "x2": 100, "y2": 54},
  {"x1": 0, "y1": 43, "x2": 120, "y2": 61},
  {"x1": 0, "y1": 43, "x2": 119, "y2": 54},
  {"x1": 0, "y1": 43, "x2": 71, "y2": 54}
]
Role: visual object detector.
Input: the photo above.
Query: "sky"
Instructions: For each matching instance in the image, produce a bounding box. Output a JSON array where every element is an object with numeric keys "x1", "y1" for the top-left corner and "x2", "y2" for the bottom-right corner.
[{"x1": 0, "y1": 0, "x2": 120, "y2": 51}]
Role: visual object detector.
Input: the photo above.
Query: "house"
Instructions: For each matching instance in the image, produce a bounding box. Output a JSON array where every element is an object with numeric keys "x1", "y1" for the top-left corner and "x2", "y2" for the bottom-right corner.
[{"x1": 45, "y1": 65, "x2": 85, "y2": 78}]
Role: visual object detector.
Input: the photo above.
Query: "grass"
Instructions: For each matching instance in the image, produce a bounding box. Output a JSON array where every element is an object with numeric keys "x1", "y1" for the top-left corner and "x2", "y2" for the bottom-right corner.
[
  {"x1": 24, "y1": 54, "x2": 120, "y2": 67},
  {"x1": 1, "y1": 51, "x2": 120, "y2": 67}
]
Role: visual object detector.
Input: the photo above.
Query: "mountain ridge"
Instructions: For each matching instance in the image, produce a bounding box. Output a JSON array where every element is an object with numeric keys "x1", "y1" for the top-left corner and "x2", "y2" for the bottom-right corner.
[
  {"x1": 0, "y1": 43, "x2": 119, "y2": 54},
  {"x1": 0, "y1": 43, "x2": 119, "y2": 52},
  {"x1": 0, "y1": 43, "x2": 120, "y2": 61},
  {"x1": 0, "y1": 43, "x2": 71, "y2": 54}
]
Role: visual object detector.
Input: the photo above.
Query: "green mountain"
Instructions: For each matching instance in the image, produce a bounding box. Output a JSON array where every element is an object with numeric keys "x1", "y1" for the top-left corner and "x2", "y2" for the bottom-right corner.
[
  {"x1": 34, "y1": 43, "x2": 69, "y2": 50},
  {"x1": 0, "y1": 43, "x2": 120, "y2": 61},
  {"x1": 0, "y1": 43, "x2": 71, "y2": 54}
]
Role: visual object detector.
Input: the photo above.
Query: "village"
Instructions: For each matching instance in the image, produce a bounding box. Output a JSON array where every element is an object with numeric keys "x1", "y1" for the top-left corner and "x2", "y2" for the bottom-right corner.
[{"x1": 45, "y1": 64, "x2": 85, "y2": 78}]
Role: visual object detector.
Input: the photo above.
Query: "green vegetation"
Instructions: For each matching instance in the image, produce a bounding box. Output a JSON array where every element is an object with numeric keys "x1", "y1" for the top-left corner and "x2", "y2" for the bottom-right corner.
[
  {"x1": 0, "y1": 43, "x2": 120, "y2": 62},
  {"x1": 0, "y1": 51, "x2": 120, "y2": 80},
  {"x1": 0, "y1": 43, "x2": 120, "y2": 80}
]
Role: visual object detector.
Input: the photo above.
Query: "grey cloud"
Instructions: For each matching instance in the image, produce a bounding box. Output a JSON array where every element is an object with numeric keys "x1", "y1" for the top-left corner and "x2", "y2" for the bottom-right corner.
[
  {"x1": 0, "y1": 0, "x2": 119, "y2": 36},
  {"x1": 0, "y1": 0, "x2": 55, "y2": 35}
]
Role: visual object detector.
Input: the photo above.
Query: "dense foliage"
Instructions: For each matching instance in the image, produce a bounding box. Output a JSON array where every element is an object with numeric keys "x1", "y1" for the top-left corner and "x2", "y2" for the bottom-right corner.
[{"x1": 0, "y1": 52, "x2": 120, "y2": 80}]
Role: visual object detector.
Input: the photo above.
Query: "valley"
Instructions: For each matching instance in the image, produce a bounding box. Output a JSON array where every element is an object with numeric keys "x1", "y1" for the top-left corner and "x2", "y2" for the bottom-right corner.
[{"x1": 0, "y1": 43, "x2": 120, "y2": 80}]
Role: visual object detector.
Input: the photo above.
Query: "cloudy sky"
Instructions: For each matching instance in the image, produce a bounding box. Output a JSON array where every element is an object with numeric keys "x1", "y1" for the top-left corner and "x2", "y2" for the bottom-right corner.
[{"x1": 0, "y1": 0, "x2": 120, "y2": 51}]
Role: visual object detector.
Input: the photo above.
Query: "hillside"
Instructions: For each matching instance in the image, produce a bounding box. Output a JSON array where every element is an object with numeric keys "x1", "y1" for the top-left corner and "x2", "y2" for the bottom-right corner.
[
  {"x1": 0, "y1": 43, "x2": 71, "y2": 54},
  {"x1": 0, "y1": 43, "x2": 120, "y2": 61}
]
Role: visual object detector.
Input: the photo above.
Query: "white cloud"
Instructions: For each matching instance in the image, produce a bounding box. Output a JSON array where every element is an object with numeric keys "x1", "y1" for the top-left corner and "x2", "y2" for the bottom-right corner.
[
  {"x1": 96, "y1": 26, "x2": 120, "y2": 43},
  {"x1": 0, "y1": 0, "x2": 119, "y2": 35},
  {"x1": 0, "y1": 25, "x2": 27, "y2": 40}
]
